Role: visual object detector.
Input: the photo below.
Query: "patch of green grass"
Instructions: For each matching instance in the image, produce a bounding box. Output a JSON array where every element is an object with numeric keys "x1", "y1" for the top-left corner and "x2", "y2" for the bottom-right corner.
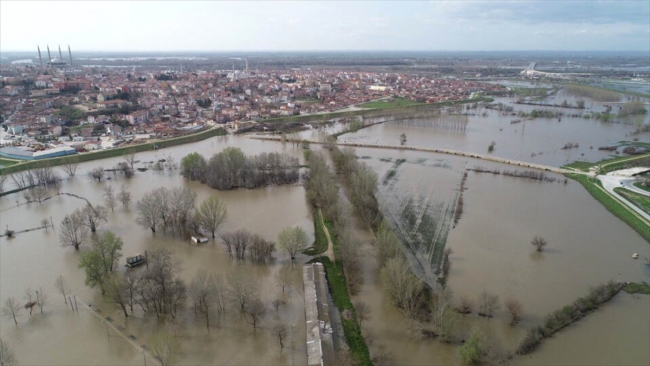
[
  {"x1": 623, "y1": 282, "x2": 650, "y2": 295},
  {"x1": 312, "y1": 256, "x2": 372, "y2": 366},
  {"x1": 614, "y1": 188, "x2": 650, "y2": 216},
  {"x1": 303, "y1": 208, "x2": 329, "y2": 256},
  {"x1": 562, "y1": 161, "x2": 595, "y2": 172},
  {"x1": 359, "y1": 97, "x2": 425, "y2": 109},
  {"x1": 0, "y1": 158, "x2": 19, "y2": 167},
  {"x1": 0, "y1": 127, "x2": 227, "y2": 175},
  {"x1": 567, "y1": 174, "x2": 650, "y2": 243},
  {"x1": 633, "y1": 182, "x2": 650, "y2": 194}
]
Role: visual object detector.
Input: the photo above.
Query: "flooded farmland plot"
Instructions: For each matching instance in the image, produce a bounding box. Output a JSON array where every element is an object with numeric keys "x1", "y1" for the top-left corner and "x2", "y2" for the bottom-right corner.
[
  {"x1": 347, "y1": 146, "x2": 649, "y2": 365},
  {"x1": 340, "y1": 94, "x2": 648, "y2": 167},
  {"x1": 1, "y1": 135, "x2": 312, "y2": 365}
]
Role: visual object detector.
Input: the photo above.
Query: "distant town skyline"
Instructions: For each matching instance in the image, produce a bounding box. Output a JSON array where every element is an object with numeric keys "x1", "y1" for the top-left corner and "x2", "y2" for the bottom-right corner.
[{"x1": 1, "y1": 1, "x2": 649, "y2": 52}]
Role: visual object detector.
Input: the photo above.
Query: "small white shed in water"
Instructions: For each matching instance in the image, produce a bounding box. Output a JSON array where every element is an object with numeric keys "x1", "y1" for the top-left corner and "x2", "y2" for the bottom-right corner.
[{"x1": 191, "y1": 236, "x2": 209, "y2": 243}]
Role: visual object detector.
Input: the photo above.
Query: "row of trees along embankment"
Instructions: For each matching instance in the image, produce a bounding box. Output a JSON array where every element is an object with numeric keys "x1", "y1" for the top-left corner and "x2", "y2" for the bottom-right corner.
[
  {"x1": 515, "y1": 281, "x2": 650, "y2": 356},
  {"x1": 180, "y1": 147, "x2": 299, "y2": 190},
  {"x1": 302, "y1": 150, "x2": 373, "y2": 364},
  {"x1": 328, "y1": 144, "x2": 548, "y2": 365},
  {"x1": 0, "y1": 127, "x2": 227, "y2": 175}
]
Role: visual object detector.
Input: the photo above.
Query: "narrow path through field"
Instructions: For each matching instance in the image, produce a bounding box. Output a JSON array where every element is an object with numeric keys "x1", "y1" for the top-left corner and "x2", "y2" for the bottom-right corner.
[{"x1": 319, "y1": 207, "x2": 335, "y2": 261}]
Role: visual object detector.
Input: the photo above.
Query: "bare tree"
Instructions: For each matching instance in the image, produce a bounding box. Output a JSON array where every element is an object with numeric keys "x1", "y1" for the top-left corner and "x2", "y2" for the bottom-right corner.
[
  {"x1": 136, "y1": 190, "x2": 162, "y2": 233},
  {"x1": 249, "y1": 235, "x2": 275, "y2": 263},
  {"x1": 89, "y1": 167, "x2": 105, "y2": 182},
  {"x1": 35, "y1": 287, "x2": 47, "y2": 314},
  {"x1": 272, "y1": 322, "x2": 288, "y2": 350},
  {"x1": 60, "y1": 210, "x2": 89, "y2": 250},
  {"x1": 0, "y1": 337, "x2": 18, "y2": 366},
  {"x1": 117, "y1": 184, "x2": 131, "y2": 209},
  {"x1": 103, "y1": 185, "x2": 116, "y2": 212},
  {"x1": 195, "y1": 195, "x2": 228, "y2": 238},
  {"x1": 531, "y1": 236, "x2": 547, "y2": 252},
  {"x1": 62, "y1": 157, "x2": 80, "y2": 178},
  {"x1": 104, "y1": 274, "x2": 130, "y2": 317},
  {"x1": 81, "y1": 204, "x2": 108, "y2": 233},
  {"x1": 380, "y1": 257, "x2": 427, "y2": 319},
  {"x1": 228, "y1": 269, "x2": 258, "y2": 311},
  {"x1": 275, "y1": 266, "x2": 293, "y2": 294},
  {"x1": 271, "y1": 298, "x2": 285, "y2": 316},
  {"x1": 30, "y1": 186, "x2": 48, "y2": 204},
  {"x1": 221, "y1": 229, "x2": 252, "y2": 261},
  {"x1": 124, "y1": 271, "x2": 140, "y2": 313},
  {"x1": 150, "y1": 326, "x2": 176, "y2": 366},
  {"x1": 2, "y1": 298, "x2": 21, "y2": 326},
  {"x1": 54, "y1": 275, "x2": 70, "y2": 304},
  {"x1": 123, "y1": 149, "x2": 137, "y2": 171},
  {"x1": 354, "y1": 300, "x2": 371, "y2": 328},
  {"x1": 189, "y1": 269, "x2": 218, "y2": 328},
  {"x1": 456, "y1": 295, "x2": 473, "y2": 314},
  {"x1": 278, "y1": 226, "x2": 309, "y2": 260},
  {"x1": 245, "y1": 298, "x2": 266, "y2": 329},
  {"x1": 477, "y1": 292, "x2": 500, "y2": 318},
  {"x1": 505, "y1": 298, "x2": 523, "y2": 325},
  {"x1": 24, "y1": 287, "x2": 36, "y2": 315}
]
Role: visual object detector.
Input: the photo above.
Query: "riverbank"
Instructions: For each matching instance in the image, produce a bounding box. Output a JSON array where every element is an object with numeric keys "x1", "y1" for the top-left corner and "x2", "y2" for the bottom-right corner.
[{"x1": 0, "y1": 127, "x2": 227, "y2": 175}]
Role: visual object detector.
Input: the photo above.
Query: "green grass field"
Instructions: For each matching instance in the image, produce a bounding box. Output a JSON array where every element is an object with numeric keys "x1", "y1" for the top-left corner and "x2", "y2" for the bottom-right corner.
[
  {"x1": 614, "y1": 187, "x2": 650, "y2": 216},
  {"x1": 0, "y1": 158, "x2": 19, "y2": 167},
  {"x1": 563, "y1": 153, "x2": 650, "y2": 174},
  {"x1": 633, "y1": 182, "x2": 650, "y2": 194},
  {"x1": 303, "y1": 208, "x2": 331, "y2": 256},
  {"x1": 359, "y1": 97, "x2": 425, "y2": 109}
]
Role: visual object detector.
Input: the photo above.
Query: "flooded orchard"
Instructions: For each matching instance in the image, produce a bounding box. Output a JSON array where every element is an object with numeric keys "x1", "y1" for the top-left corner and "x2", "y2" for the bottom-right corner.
[
  {"x1": 1, "y1": 135, "x2": 312, "y2": 365},
  {"x1": 2, "y1": 97, "x2": 649, "y2": 365}
]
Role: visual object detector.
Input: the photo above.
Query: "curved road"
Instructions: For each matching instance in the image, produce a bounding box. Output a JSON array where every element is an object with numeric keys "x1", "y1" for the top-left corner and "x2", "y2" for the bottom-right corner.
[{"x1": 598, "y1": 175, "x2": 650, "y2": 222}]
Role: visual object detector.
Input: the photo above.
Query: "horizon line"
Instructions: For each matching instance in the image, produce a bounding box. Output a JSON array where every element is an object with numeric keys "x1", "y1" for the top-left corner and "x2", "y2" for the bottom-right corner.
[{"x1": 2, "y1": 49, "x2": 649, "y2": 53}]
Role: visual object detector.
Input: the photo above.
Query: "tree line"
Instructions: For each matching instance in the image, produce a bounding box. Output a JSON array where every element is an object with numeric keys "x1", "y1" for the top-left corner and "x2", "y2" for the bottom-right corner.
[{"x1": 180, "y1": 147, "x2": 300, "y2": 190}]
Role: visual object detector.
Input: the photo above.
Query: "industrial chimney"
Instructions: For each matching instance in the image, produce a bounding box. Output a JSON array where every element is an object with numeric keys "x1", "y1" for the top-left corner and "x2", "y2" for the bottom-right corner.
[
  {"x1": 37, "y1": 46, "x2": 44, "y2": 72},
  {"x1": 58, "y1": 45, "x2": 63, "y2": 61},
  {"x1": 68, "y1": 45, "x2": 73, "y2": 69},
  {"x1": 47, "y1": 45, "x2": 52, "y2": 62}
]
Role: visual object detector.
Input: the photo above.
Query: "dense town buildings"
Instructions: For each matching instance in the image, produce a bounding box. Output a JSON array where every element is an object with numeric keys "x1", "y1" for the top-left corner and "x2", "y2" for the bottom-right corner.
[{"x1": 0, "y1": 64, "x2": 505, "y2": 158}]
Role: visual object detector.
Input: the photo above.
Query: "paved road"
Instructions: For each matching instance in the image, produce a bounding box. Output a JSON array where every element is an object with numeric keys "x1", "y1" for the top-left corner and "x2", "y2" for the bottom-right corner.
[{"x1": 598, "y1": 175, "x2": 650, "y2": 222}]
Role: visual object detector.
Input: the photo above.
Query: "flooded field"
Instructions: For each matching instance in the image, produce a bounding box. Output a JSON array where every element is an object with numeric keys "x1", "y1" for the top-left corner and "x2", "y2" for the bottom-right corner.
[
  {"x1": 348, "y1": 147, "x2": 649, "y2": 365},
  {"x1": 1, "y1": 98, "x2": 649, "y2": 365},
  {"x1": 0, "y1": 135, "x2": 312, "y2": 365},
  {"x1": 339, "y1": 93, "x2": 648, "y2": 167}
]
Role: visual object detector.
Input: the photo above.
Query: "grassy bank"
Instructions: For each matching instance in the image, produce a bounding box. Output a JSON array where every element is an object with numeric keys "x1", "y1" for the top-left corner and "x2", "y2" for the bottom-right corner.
[
  {"x1": 358, "y1": 97, "x2": 425, "y2": 109},
  {"x1": 563, "y1": 152, "x2": 650, "y2": 174},
  {"x1": 0, "y1": 158, "x2": 19, "y2": 167},
  {"x1": 623, "y1": 282, "x2": 650, "y2": 295},
  {"x1": 0, "y1": 127, "x2": 227, "y2": 175},
  {"x1": 303, "y1": 208, "x2": 331, "y2": 256},
  {"x1": 566, "y1": 174, "x2": 650, "y2": 242},
  {"x1": 312, "y1": 256, "x2": 372, "y2": 365},
  {"x1": 633, "y1": 182, "x2": 650, "y2": 194},
  {"x1": 614, "y1": 187, "x2": 650, "y2": 216}
]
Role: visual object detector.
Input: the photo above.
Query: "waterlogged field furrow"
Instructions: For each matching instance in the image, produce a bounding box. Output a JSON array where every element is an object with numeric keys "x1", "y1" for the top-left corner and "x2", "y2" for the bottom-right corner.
[{"x1": 354, "y1": 148, "x2": 463, "y2": 286}]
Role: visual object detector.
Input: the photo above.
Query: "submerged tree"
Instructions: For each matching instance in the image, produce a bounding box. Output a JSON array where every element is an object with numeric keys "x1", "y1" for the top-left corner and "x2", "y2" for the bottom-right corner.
[
  {"x1": 0, "y1": 336, "x2": 19, "y2": 366},
  {"x1": 1, "y1": 298, "x2": 21, "y2": 326},
  {"x1": 59, "y1": 210, "x2": 89, "y2": 250},
  {"x1": 195, "y1": 196, "x2": 228, "y2": 238},
  {"x1": 277, "y1": 226, "x2": 309, "y2": 260},
  {"x1": 531, "y1": 236, "x2": 547, "y2": 252}
]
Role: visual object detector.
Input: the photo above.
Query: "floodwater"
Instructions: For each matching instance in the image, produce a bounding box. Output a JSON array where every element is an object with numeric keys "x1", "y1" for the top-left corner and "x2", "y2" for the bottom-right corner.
[
  {"x1": 339, "y1": 92, "x2": 649, "y2": 167},
  {"x1": 1, "y1": 135, "x2": 312, "y2": 365},
  {"x1": 346, "y1": 147, "x2": 649, "y2": 365},
  {"x1": 1, "y1": 111, "x2": 649, "y2": 365}
]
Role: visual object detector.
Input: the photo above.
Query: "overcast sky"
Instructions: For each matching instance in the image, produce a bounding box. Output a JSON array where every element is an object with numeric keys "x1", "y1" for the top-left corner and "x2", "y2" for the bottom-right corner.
[{"x1": 1, "y1": 1, "x2": 649, "y2": 52}]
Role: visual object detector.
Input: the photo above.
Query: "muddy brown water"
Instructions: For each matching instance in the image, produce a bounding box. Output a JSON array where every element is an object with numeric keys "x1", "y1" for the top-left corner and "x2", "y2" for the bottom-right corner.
[
  {"x1": 346, "y1": 147, "x2": 649, "y2": 365},
  {"x1": 1, "y1": 127, "x2": 649, "y2": 365},
  {"x1": 1, "y1": 135, "x2": 311, "y2": 365},
  {"x1": 339, "y1": 94, "x2": 649, "y2": 168}
]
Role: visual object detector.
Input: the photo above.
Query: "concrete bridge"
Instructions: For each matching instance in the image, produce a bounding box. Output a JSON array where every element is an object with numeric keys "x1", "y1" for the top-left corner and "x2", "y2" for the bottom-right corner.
[{"x1": 250, "y1": 135, "x2": 578, "y2": 175}]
